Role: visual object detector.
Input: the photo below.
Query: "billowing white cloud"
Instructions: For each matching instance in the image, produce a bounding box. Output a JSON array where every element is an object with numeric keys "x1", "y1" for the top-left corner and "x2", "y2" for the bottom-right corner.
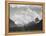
[
  {"x1": 10, "y1": 4, "x2": 42, "y2": 26},
  {"x1": 14, "y1": 8, "x2": 42, "y2": 26}
]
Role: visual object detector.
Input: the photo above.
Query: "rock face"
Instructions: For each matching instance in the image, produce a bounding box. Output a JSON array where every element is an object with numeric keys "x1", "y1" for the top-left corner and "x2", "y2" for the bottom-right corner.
[
  {"x1": 9, "y1": 19, "x2": 42, "y2": 32},
  {"x1": 37, "y1": 20, "x2": 42, "y2": 30},
  {"x1": 9, "y1": 19, "x2": 16, "y2": 32}
]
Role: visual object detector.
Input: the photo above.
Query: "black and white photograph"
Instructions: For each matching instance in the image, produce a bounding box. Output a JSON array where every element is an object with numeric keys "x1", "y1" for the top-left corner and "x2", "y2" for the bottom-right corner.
[{"x1": 9, "y1": 4, "x2": 44, "y2": 32}]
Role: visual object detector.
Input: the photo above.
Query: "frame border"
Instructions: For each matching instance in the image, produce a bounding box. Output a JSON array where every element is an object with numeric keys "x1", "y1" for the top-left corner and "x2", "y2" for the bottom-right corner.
[{"x1": 5, "y1": 1, "x2": 45, "y2": 35}]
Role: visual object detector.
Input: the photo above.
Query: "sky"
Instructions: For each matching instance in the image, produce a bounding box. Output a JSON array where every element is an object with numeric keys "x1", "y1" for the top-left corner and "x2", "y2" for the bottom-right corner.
[{"x1": 10, "y1": 4, "x2": 42, "y2": 26}]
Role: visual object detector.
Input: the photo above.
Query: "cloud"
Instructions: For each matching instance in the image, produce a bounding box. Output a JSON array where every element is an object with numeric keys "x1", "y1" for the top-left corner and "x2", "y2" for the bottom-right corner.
[
  {"x1": 10, "y1": 4, "x2": 42, "y2": 26},
  {"x1": 14, "y1": 8, "x2": 42, "y2": 26}
]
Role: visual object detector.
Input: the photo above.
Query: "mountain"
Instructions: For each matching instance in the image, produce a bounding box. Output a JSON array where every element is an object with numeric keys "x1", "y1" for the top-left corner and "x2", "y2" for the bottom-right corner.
[{"x1": 9, "y1": 19, "x2": 42, "y2": 32}]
